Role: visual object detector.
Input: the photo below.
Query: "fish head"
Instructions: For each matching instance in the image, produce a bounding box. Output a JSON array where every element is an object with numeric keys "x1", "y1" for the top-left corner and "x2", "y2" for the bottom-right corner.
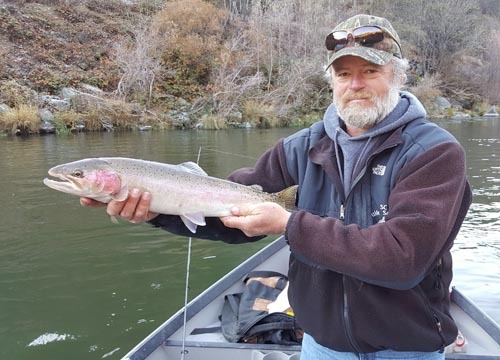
[{"x1": 43, "y1": 158, "x2": 126, "y2": 202}]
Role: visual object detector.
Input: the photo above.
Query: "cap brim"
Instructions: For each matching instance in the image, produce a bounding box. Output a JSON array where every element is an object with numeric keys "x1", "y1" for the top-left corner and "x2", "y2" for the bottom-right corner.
[{"x1": 326, "y1": 46, "x2": 393, "y2": 70}]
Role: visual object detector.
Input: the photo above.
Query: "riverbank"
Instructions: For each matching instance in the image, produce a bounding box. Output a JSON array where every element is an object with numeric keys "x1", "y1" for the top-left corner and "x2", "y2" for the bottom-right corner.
[{"x1": 1, "y1": 90, "x2": 497, "y2": 137}]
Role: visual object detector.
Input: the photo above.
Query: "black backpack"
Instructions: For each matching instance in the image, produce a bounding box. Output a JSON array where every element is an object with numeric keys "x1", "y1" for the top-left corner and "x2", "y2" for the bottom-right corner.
[{"x1": 219, "y1": 271, "x2": 302, "y2": 345}]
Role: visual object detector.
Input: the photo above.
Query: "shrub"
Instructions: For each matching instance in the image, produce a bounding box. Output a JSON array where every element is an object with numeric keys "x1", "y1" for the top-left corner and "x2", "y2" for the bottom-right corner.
[
  {"x1": 0, "y1": 104, "x2": 40, "y2": 135},
  {"x1": 0, "y1": 80, "x2": 37, "y2": 107},
  {"x1": 151, "y1": 0, "x2": 228, "y2": 93},
  {"x1": 242, "y1": 100, "x2": 281, "y2": 128},
  {"x1": 200, "y1": 114, "x2": 227, "y2": 129},
  {"x1": 53, "y1": 110, "x2": 82, "y2": 134}
]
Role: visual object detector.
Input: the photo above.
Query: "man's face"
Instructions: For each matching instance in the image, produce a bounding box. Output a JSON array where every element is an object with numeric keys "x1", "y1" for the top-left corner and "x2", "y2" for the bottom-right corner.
[{"x1": 332, "y1": 56, "x2": 399, "y2": 130}]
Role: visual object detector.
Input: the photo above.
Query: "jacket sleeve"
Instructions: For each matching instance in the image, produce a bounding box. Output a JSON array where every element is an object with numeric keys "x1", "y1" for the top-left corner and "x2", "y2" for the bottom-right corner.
[
  {"x1": 148, "y1": 139, "x2": 295, "y2": 243},
  {"x1": 148, "y1": 215, "x2": 265, "y2": 244},
  {"x1": 227, "y1": 138, "x2": 296, "y2": 192},
  {"x1": 285, "y1": 142, "x2": 472, "y2": 289}
]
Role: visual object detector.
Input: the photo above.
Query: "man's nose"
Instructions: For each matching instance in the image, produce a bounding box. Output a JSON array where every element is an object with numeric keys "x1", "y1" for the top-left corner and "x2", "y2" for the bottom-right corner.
[{"x1": 349, "y1": 73, "x2": 366, "y2": 91}]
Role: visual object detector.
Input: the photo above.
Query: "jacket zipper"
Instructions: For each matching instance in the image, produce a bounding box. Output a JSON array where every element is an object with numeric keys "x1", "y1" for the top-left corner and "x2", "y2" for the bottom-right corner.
[
  {"x1": 417, "y1": 286, "x2": 447, "y2": 352},
  {"x1": 434, "y1": 258, "x2": 443, "y2": 289},
  {"x1": 338, "y1": 142, "x2": 400, "y2": 353},
  {"x1": 433, "y1": 314, "x2": 446, "y2": 353},
  {"x1": 339, "y1": 202, "x2": 360, "y2": 352},
  {"x1": 342, "y1": 276, "x2": 361, "y2": 352},
  {"x1": 349, "y1": 141, "x2": 400, "y2": 192}
]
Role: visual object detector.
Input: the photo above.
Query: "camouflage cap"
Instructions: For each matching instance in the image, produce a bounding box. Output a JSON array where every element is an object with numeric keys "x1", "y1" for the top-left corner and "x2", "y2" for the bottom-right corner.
[{"x1": 325, "y1": 14, "x2": 402, "y2": 69}]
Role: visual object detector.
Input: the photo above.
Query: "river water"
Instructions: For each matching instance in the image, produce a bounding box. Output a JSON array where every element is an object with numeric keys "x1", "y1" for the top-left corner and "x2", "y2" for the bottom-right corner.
[{"x1": 0, "y1": 118, "x2": 499, "y2": 360}]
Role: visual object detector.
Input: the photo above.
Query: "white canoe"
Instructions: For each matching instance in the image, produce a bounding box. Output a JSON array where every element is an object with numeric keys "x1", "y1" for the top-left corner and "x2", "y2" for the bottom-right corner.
[{"x1": 122, "y1": 236, "x2": 500, "y2": 360}]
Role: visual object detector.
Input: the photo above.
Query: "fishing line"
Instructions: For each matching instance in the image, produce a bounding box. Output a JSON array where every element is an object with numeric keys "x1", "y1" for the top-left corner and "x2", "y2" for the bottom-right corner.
[
  {"x1": 180, "y1": 147, "x2": 203, "y2": 359},
  {"x1": 203, "y1": 147, "x2": 258, "y2": 160}
]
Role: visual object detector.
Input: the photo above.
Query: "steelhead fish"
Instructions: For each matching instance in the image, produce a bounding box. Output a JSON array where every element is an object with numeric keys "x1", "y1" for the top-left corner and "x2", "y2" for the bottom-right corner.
[{"x1": 43, "y1": 157, "x2": 297, "y2": 233}]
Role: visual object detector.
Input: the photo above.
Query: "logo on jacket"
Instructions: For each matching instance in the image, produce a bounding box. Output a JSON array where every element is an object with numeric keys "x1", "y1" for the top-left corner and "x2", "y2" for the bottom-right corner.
[
  {"x1": 371, "y1": 204, "x2": 389, "y2": 220},
  {"x1": 372, "y1": 164, "x2": 386, "y2": 176}
]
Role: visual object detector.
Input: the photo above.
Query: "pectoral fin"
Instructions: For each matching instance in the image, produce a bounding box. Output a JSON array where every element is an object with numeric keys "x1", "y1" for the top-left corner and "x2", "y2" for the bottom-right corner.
[
  {"x1": 112, "y1": 184, "x2": 129, "y2": 202},
  {"x1": 180, "y1": 212, "x2": 206, "y2": 233}
]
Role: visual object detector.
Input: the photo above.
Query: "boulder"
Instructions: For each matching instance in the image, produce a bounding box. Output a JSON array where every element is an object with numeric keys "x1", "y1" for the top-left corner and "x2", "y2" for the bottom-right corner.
[
  {"x1": 60, "y1": 87, "x2": 79, "y2": 100},
  {"x1": 38, "y1": 94, "x2": 71, "y2": 111},
  {"x1": 39, "y1": 121, "x2": 56, "y2": 134},
  {"x1": 80, "y1": 83, "x2": 103, "y2": 94},
  {"x1": 452, "y1": 112, "x2": 471, "y2": 119},
  {"x1": 0, "y1": 103, "x2": 11, "y2": 114},
  {"x1": 168, "y1": 110, "x2": 192, "y2": 128},
  {"x1": 433, "y1": 97, "x2": 451, "y2": 110},
  {"x1": 39, "y1": 109, "x2": 54, "y2": 122}
]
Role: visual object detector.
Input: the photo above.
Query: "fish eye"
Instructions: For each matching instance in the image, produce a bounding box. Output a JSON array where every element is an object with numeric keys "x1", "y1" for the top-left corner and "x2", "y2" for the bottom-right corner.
[{"x1": 72, "y1": 169, "x2": 84, "y2": 177}]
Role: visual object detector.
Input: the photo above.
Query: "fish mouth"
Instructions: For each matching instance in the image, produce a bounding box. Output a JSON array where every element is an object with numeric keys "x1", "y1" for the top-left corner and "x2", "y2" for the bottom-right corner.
[{"x1": 43, "y1": 171, "x2": 86, "y2": 194}]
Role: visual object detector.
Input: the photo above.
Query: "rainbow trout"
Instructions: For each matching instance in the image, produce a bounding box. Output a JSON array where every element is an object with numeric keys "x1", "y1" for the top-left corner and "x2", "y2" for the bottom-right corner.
[{"x1": 43, "y1": 157, "x2": 297, "y2": 233}]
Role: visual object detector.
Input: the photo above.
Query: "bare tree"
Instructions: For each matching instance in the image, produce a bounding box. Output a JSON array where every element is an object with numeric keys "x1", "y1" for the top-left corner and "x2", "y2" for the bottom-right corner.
[
  {"x1": 114, "y1": 23, "x2": 163, "y2": 104},
  {"x1": 480, "y1": 30, "x2": 500, "y2": 102},
  {"x1": 210, "y1": 32, "x2": 265, "y2": 117},
  {"x1": 388, "y1": 0, "x2": 486, "y2": 74}
]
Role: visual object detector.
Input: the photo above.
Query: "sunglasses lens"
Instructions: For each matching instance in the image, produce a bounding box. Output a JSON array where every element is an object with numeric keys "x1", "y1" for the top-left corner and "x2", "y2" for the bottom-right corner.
[
  {"x1": 325, "y1": 31, "x2": 348, "y2": 51},
  {"x1": 326, "y1": 26, "x2": 385, "y2": 52},
  {"x1": 352, "y1": 26, "x2": 384, "y2": 45}
]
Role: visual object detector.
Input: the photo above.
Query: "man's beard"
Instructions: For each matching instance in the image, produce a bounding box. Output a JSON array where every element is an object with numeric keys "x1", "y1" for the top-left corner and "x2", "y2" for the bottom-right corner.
[{"x1": 333, "y1": 86, "x2": 400, "y2": 129}]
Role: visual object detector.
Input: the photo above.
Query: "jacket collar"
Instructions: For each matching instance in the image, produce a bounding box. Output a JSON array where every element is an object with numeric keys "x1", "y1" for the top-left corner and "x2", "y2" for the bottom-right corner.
[{"x1": 309, "y1": 124, "x2": 405, "y2": 188}]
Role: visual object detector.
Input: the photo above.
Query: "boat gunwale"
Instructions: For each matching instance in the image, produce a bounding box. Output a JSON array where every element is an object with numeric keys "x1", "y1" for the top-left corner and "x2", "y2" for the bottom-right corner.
[{"x1": 451, "y1": 288, "x2": 500, "y2": 347}]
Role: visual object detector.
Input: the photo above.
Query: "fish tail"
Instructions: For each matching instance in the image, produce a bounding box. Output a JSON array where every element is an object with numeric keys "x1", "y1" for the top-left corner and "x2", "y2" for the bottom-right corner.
[{"x1": 275, "y1": 185, "x2": 298, "y2": 211}]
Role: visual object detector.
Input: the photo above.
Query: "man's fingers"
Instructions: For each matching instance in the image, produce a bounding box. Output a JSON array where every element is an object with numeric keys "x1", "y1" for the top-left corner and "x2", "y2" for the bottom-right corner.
[
  {"x1": 130, "y1": 192, "x2": 155, "y2": 222},
  {"x1": 220, "y1": 202, "x2": 290, "y2": 237},
  {"x1": 81, "y1": 189, "x2": 156, "y2": 224},
  {"x1": 114, "y1": 189, "x2": 141, "y2": 219},
  {"x1": 106, "y1": 199, "x2": 126, "y2": 218},
  {"x1": 80, "y1": 197, "x2": 105, "y2": 207}
]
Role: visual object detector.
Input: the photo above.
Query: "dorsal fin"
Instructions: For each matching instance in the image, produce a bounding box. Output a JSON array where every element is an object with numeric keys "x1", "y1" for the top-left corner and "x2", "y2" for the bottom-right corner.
[
  {"x1": 274, "y1": 185, "x2": 299, "y2": 211},
  {"x1": 178, "y1": 161, "x2": 208, "y2": 176}
]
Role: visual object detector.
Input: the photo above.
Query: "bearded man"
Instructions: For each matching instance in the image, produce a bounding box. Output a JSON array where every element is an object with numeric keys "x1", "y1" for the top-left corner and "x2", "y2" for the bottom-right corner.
[{"x1": 82, "y1": 14, "x2": 472, "y2": 360}]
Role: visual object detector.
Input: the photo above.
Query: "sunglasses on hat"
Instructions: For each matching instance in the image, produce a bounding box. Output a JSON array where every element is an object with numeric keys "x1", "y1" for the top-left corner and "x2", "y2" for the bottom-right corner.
[{"x1": 325, "y1": 25, "x2": 401, "y2": 57}]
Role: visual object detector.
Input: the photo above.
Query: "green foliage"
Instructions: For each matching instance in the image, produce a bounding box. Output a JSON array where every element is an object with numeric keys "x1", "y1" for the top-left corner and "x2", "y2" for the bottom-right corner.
[{"x1": 53, "y1": 110, "x2": 81, "y2": 134}]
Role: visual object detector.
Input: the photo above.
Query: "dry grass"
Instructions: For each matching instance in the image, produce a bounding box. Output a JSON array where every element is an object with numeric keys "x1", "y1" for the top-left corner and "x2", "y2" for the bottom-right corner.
[
  {"x1": 0, "y1": 104, "x2": 40, "y2": 135},
  {"x1": 72, "y1": 94, "x2": 142, "y2": 131},
  {"x1": 200, "y1": 114, "x2": 227, "y2": 130},
  {"x1": 242, "y1": 100, "x2": 281, "y2": 128}
]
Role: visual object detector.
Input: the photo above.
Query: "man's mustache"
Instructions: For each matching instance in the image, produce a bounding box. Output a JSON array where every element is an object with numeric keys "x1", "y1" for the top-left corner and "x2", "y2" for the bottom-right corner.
[{"x1": 343, "y1": 92, "x2": 374, "y2": 101}]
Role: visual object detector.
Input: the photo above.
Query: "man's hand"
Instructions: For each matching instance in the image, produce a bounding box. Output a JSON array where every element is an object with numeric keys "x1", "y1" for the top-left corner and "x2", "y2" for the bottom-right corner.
[
  {"x1": 220, "y1": 202, "x2": 291, "y2": 237},
  {"x1": 80, "y1": 189, "x2": 158, "y2": 223}
]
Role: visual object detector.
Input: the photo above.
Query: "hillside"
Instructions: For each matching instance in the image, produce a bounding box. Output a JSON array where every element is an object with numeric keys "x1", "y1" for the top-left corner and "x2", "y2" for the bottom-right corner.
[{"x1": 0, "y1": 1, "x2": 150, "y2": 101}]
